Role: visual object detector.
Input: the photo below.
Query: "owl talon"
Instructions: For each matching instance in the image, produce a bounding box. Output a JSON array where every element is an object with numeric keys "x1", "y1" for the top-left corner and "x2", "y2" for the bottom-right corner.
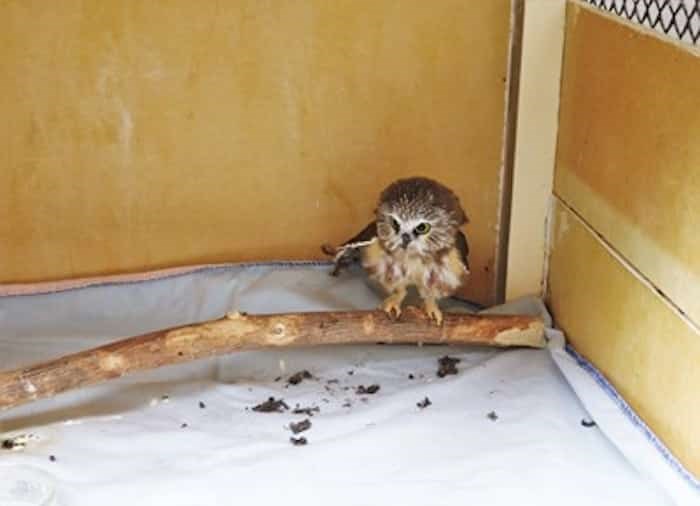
[
  {"x1": 382, "y1": 291, "x2": 406, "y2": 320},
  {"x1": 382, "y1": 300, "x2": 402, "y2": 320},
  {"x1": 424, "y1": 300, "x2": 443, "y2": 326}
]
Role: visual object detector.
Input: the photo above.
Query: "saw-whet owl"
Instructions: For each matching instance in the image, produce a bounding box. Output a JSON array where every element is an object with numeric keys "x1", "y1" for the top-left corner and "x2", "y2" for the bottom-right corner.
[{"x1": 323, "y1": 176, "x2": 470, "y2": 325}]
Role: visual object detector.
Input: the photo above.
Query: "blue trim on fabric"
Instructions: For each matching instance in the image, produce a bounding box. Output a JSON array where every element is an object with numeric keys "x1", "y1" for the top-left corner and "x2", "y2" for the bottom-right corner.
[
  {"x1": 565, "y1": 343, "x2": 699, "y2": 489},
  {"x1": 0, "y1": 261, "x2": 333, "y2": 298}
]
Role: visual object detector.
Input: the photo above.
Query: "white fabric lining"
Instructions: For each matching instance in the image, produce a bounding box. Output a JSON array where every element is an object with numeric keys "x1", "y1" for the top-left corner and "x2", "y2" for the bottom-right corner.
[{"x1": 0, "y1": 264, "x2": 690, "y2": 505}]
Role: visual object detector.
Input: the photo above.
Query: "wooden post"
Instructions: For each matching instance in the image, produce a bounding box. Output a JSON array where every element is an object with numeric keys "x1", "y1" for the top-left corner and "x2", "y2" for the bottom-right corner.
[{"x1": 0, "y1": 307, "x2": 545, "y2": 411}]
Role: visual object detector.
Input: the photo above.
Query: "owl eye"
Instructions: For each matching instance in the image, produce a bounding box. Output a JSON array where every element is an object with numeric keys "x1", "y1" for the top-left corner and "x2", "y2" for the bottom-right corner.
[
  {"x1": 390, "y1": 217, "x2": 400, "y2": 233},
  {"x1": 414, "y1": 222, "x2": 431, "y2": 235}
]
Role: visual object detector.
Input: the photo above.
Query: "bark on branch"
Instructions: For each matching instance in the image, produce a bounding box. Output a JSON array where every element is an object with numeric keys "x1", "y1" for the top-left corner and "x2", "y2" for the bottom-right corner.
[{"x1": 0, "y1": 307, "x2": 545, "y2": 411}]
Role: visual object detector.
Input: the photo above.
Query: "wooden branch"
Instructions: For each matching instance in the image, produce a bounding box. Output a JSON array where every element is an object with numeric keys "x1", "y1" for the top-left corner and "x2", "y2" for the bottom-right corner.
[{"x1": 0, "y1": 307, "x2": 545, "y2": 411}]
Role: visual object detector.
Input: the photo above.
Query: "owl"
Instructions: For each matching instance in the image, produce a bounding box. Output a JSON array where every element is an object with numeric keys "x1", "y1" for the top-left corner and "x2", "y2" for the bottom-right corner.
[{"x1": 322, "y1": 176, "x2": 470, "y2": 325}]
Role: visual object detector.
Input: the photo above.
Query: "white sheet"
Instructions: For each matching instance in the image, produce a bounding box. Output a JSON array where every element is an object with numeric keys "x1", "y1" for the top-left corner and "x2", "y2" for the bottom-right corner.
[{"x1": 0, "y1": 264, "x2": 686, "y2": 505}]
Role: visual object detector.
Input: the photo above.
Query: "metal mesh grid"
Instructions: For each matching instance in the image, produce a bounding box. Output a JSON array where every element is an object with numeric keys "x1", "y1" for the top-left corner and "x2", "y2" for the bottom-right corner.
[{"x1": 585, "y1": 0, "x2": 700, "y2": 45}]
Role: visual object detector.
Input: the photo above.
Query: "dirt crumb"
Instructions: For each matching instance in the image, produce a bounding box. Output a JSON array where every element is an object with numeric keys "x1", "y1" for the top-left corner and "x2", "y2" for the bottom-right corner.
[
  {"x1": 199, "y1": 401, "x2": 206, "y2": 409},
  {"x1": 252, "y1": 397, "x2": 290, "y2": 413},
  {"x1": 49, "y1": 455, "x2": 57, "y2": 462},
  {"x1": 290, "y1": 436, "x2": 308, "y2": 446},
  {"x1": 288, "y1": 370, "x2": 313, "y2": 385},
  {"x1": 289, "y1": 419, "x2": 312, "y2": 434},
  {"x1": 292, "y1": 405, "x2": 320, "y2": 416},
  {"x1": 417, "y1": 397, "x2": 432, "y2": 409},
  {"x1": 437, "y1": 356, "x2": 461, "y2": 377},
  {"x1": 581, "y1": 418, "x2": 596, "y2": 428},
  {"x1": 487, "y1": 411, "x2": 498, "y2": 421},
  {"x1": 356, "y1": 384, "x2": 380, "y2": 395},
  {"x1": 1, "y1": 434, "x2": 35, "y2": 451}
]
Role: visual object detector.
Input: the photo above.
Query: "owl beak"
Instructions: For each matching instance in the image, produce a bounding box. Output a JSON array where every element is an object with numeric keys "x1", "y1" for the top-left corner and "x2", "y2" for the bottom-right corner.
[{"x1": 401, "y1": 233, "x2": 412, "y2": 249}]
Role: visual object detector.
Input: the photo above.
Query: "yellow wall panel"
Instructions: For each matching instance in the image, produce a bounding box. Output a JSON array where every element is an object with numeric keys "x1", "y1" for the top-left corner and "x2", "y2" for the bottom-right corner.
[
  {"x1": 548, "y1": 199, "x2": 700, "y2": 476},
  {"x1": 556, "y1": 3, "x2": 700, "y2": 323},
  {"x1": 0, "y1": 0, "x2": 512, "y2": 305}
]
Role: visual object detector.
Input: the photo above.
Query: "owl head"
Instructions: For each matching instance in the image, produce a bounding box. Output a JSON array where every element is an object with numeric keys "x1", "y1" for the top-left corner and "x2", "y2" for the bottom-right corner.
[{"x1": 375, "y1": 177, "x2": 468, "y2": 255}]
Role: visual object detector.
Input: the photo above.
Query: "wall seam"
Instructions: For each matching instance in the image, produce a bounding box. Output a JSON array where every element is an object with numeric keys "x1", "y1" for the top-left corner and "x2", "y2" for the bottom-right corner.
[{"x1": 552, "y1": 193, "x2": 700, "y2": 334}]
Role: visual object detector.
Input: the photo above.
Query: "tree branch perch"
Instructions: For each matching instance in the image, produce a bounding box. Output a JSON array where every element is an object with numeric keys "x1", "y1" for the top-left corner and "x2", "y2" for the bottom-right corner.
[{"x1": 0, "y1": 307, "x2": 545, "y2": 411}]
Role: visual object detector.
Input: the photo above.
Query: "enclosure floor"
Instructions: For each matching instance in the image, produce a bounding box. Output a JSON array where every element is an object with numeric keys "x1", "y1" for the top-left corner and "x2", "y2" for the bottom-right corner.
[{"x1": 0, "y1": 264, "x2": 673, "y2": 505}]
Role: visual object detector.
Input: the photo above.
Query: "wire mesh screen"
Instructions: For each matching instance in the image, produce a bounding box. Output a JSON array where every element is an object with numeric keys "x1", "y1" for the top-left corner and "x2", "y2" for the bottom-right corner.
[{"x1": 585, "y1": 0, "x2": 700, "y2": 45}]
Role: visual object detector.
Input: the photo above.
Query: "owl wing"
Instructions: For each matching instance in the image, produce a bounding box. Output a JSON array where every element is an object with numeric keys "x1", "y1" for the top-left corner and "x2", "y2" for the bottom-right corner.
[
  {"x1": 455, "y1": 230, "x2": 470, "y2": 272},
  {"x1": 321, "y1": 221, "x2": 378, "y2": 276},
  {"x1": 341, "y1": 221, "x2": 378, "y2": 246}
]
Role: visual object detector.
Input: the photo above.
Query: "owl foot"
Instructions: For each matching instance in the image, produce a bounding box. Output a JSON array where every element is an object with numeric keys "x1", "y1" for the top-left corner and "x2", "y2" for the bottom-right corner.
[
  {"x1": 424, "y1": 299, "x2": 443, "y2": 326},
  {"x1": 382, "y1": 291, "x2": 406, "y2": 320}
]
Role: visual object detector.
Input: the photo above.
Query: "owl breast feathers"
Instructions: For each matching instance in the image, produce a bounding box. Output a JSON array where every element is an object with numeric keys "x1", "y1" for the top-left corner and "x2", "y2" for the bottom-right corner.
[{"x1": 323, "y1": 176, "x2": 470, "y2": 325}]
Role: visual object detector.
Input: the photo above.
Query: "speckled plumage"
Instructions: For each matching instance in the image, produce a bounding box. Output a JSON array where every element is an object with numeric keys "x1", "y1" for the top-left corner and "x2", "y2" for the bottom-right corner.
[{"x1": 325, "y1": 177, "x2": 470, "y2": 325}]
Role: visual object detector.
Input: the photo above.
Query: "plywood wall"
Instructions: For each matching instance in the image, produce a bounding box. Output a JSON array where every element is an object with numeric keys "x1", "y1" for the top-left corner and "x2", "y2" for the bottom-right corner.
[
  {"x1": 556, "y1": 3, "x2": 700, "y2": 324},
  {"x1": 549, "y1": 200, "x2": 700, "y2": 476},
  {"x1": 549, "y1": 2, "x2": 700, "y2": 476},
  {"x1": 0, "y1": 0, "x2": 512, "y2": 305}
]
